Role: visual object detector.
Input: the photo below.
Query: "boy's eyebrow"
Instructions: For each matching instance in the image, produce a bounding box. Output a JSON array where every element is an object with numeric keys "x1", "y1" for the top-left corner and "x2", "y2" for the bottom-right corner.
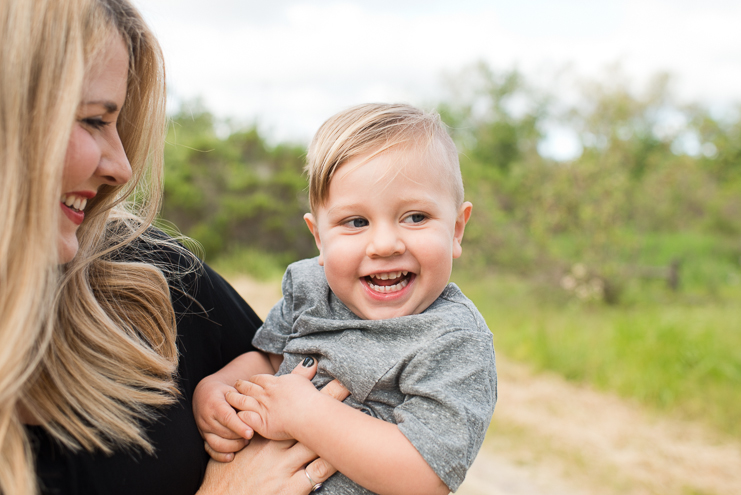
[
  {"x1": 326, "y1": 203, "x2": 363, "y2": 217},
  {"x1": 326, "y1": 197, "x2": 442, "y2": 217}
]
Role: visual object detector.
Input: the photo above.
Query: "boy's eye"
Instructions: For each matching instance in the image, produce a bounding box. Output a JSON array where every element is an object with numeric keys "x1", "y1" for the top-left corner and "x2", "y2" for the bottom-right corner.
[
  {"x1": 402, "y1": 213, "x2": 427, "y2": 224},
  {"x1": 344, "y1": 218, "x2": 369, "y2": 228}
]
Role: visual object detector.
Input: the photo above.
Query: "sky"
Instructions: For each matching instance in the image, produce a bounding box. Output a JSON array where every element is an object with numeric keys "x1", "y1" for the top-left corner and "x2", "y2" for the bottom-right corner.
[{"x1": 133, "y1": 0, "x2": 741, "y2": 159}]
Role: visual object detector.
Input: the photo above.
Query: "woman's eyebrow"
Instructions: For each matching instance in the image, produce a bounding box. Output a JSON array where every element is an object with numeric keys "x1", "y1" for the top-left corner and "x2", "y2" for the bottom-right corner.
[{"x1": 83, "y1": 100, "x2": 119, "y2": 113}]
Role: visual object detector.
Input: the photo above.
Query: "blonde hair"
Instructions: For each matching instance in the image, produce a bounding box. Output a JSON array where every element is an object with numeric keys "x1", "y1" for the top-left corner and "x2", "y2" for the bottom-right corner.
[
  {"x1": 305, "y1": 103, "x2": 463, "y2": 213},
  {"x1": 1, "y1": 0, "x2": 181, "y2": 493}
]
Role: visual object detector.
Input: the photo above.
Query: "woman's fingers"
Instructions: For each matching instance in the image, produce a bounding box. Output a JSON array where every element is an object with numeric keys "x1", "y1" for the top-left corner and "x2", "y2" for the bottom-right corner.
[
  {"x1": 290, "y1": 356, "x2": 318, "y2": 380},
  {"x1": 304, "y1": 457, "x2": 337, "y2": 488},
  {"x1": 198, "y1": 436, "x2": 316, "y2": 495},
  {"x1": 284, "y1": 442, "x2": 336, "y2": 492},
  {"x1": 291, "y1": 357, "x2": 350, "y2": 402},
  {"x1": 319, "y1": 379, "x2": 350, "y2": 401}
]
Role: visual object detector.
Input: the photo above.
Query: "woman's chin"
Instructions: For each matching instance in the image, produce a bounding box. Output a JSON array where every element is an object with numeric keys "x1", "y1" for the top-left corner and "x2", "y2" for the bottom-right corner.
[{"x1": 57, "y1": 237, "x2": 79, "y2": 264}]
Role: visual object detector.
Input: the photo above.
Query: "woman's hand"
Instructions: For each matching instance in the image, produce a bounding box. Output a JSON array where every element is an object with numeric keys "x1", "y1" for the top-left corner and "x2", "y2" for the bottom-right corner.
[{"x1": 197, "y1": 359, "x2": 350, "y2": 494}]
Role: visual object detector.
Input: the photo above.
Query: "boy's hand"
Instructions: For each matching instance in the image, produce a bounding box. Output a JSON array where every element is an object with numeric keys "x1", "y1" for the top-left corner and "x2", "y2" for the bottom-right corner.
[
  {"x1": 193, "y1": 375, "x2": 255, "y2": 462},
  {"x1": 229, "y1": 373, "x2": 318, "y2": 440},
  {"x1": 228, "y1": 368, "x2": 321, "y2": 441}
]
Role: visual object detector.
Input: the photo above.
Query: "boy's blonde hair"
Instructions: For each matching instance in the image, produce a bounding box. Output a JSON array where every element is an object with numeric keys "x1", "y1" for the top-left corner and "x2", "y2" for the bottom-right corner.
[{"x1": 306, "y1": 103, "x2": 463, "y2": 213}]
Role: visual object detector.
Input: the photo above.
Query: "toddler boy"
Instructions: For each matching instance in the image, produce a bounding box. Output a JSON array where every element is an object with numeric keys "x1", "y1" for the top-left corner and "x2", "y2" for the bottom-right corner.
[{"x1": 194, "y1": 103, "x2": 497, "y2": 494}]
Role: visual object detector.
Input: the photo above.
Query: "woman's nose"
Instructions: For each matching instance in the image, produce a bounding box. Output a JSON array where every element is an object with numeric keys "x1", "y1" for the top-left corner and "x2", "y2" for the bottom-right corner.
[
  {"x1": 96, "y1": 131, "x2": 132, "y2": 185},
  {"x1": 366, "y1": 224, "x2": 405, "y2": 258}
]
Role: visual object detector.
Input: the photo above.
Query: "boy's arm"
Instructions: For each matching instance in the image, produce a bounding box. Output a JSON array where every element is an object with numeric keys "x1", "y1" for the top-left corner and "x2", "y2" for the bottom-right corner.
[
  {"x1": 231, "y1": 374, "x2": 449, "y2": 495},
  {"x1": 193, "y1": 350, "x2": 283, "y2": 461}
]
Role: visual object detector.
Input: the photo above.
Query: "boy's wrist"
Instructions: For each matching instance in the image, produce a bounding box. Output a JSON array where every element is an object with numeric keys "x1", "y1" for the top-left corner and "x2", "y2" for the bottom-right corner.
[{"x1": 283, "y1": 386, "x2": 334, "y2": 441}]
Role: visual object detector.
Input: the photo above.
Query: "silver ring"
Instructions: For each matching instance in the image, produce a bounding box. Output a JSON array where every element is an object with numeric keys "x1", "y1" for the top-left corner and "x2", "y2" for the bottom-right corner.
[{"x1": 304, "y1": 470, "x2": 323, "y2": 492}]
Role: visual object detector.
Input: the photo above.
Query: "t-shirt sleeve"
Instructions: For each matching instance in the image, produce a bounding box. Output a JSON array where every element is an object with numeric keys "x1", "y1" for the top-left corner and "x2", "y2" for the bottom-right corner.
[
  {"x1": 251, "y1": 265, "x2": 296, "y2": 354},
  {"x1": 394, "y1": 329, "x2": 497, "y2": 492}
]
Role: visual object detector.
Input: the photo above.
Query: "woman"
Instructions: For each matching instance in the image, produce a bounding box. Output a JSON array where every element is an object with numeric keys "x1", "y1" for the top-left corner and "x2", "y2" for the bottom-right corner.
[{"x1": 0, "y1": 0, "x2": 341, "y2": 493}]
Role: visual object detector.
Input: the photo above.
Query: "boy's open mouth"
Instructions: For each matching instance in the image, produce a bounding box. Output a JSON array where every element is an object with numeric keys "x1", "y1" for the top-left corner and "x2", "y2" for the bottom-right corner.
[{"x1": 365, "y1": 271, "x2": 413, "y2": 293}]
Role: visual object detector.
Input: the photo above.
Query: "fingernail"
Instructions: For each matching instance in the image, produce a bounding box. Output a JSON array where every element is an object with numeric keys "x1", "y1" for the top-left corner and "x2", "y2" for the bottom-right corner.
[{"x1": 302, "y1": 356, "x2": 315, "y2": 367}]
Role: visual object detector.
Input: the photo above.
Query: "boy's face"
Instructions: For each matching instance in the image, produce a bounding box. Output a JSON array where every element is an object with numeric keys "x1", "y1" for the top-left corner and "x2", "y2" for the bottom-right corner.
[{"x1": 304, "y1": 146, "x2": 472, "y2": 320}]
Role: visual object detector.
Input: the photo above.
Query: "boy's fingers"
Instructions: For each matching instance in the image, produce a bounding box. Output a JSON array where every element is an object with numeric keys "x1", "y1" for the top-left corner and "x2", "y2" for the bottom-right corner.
[
  {"x1": 204, "y1": 442, "x2": 234, "y2": 463},
  {"x1": 204, "y1": 433, "x2": 248, "y2": 455},
  {"x1": 207, "y1": 450, "x2": 234, "y2": 463},
  {"x1": 234, "y1": 378, "x2": 261, "y2": 396},
  {"x1": 225, "y1": 389, "x2": 255, "y2": 411},
  {"x1": 319, "y1": 379, "x2": 350, "y2": 401},
  {"x1": 217, "y1": 399, "x2": 254, "y2": 439},
  {"x1": 237, "y1": 410, "x2": 264, "y2": 430}
]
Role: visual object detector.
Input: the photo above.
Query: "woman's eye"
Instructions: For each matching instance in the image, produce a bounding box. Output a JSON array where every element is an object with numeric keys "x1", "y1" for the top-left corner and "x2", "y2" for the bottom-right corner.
[
  {"x1": 344, "y1": 218, "x2": 369, "y2": 228},
  {"x1": 82, "y1": 117, "x2": 111, "y2": 130},
  {"x1": 403, "y1": 213, "x2": 427, "y2": 224}
]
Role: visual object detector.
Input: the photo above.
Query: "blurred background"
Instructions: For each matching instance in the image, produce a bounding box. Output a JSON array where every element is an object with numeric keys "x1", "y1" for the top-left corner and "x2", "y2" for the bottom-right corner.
[{"x1": 134, "y1": 1, "x2": 741, "y2": 492}]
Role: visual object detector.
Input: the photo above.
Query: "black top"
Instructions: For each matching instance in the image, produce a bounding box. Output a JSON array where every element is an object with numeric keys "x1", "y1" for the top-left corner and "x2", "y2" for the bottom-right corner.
[{"x1": 27, "y1": 244, "x2": 261, "y2": 495}]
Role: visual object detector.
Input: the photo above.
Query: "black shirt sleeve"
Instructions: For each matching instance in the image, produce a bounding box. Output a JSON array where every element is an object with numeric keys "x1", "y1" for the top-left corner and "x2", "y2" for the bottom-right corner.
[{"x1": 28, "y1": 247, "x2": 261, "y2": 495}]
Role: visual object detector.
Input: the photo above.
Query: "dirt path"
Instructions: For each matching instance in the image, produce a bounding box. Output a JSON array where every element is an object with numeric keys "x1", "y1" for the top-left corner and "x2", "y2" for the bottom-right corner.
[{"x1": 228, "y1": 275, "x2": 741, "y2": 495}]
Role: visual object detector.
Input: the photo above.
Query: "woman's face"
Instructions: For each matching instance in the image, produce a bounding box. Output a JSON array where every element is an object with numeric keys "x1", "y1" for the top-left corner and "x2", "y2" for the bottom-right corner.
[{"x1": 58, "y1": 35, "x2": 132, "y2": 263}]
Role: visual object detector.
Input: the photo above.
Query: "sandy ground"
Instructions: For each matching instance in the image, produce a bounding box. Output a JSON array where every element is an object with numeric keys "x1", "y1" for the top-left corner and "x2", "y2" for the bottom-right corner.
[{"x1": 228, "y1": 275, "x2": 741, "y2": 495}]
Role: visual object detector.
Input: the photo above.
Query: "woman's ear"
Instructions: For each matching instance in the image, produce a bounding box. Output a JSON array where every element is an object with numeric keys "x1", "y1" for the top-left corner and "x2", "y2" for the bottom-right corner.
[
  {"x1": 452, "y1": 202, "x2": 473, "y2": 259},
  {"x1": 303, "y1": 213, "x2": 324, "y2": 266}
]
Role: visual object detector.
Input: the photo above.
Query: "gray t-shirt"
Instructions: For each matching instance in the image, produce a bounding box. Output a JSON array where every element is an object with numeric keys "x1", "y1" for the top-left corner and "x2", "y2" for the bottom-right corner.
[{"x1": 252, "y1": 258, "x2": 497, "y2": 494}]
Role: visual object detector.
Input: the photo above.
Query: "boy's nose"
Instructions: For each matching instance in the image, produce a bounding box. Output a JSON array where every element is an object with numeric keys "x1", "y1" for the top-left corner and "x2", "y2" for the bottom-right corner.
[{"x1": 366, "y1": 225, "x2": 405, "y2": 258}]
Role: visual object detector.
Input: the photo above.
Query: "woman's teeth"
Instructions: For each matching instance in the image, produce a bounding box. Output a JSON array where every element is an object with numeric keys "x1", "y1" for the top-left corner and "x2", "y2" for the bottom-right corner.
[{"x1": 61, "y1": 194, "x2": 87, "y2": 212}]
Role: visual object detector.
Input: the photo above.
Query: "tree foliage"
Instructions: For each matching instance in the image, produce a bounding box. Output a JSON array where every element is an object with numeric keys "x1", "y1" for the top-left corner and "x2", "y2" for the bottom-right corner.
[
  {"x1": 162, "y1": 100, "x2": 315, "y2": 261},
  {"x1": 160, "y1": 67, "x2": 741, "y2": 302}
]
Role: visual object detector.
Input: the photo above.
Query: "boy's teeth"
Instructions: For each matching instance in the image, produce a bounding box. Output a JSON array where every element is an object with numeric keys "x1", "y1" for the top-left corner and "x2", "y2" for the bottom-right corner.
[
  {"x1": 368, "y1": 278, "x2": 409, "y2": 293},
  {"x1": 371, "y1": 271, "x2": 407, "y2": 280}
]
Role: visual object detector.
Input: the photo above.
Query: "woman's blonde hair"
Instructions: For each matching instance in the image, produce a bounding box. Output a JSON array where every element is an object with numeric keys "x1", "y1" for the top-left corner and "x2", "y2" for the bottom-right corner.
[
  {"x1": 305, "y1": 103, "x2": 463, "y2": 213},
  {"x1": 1, "y1": 0, "x2": 181, "y2": 493}
]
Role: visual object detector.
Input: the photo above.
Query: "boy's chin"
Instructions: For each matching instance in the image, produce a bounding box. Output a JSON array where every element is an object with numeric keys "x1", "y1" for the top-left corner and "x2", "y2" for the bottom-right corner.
[{"x1": 350, "y1": 301, "x2": 420, "y2": 321}]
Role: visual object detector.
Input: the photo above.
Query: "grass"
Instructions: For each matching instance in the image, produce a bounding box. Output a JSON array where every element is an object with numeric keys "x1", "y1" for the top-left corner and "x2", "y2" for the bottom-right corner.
[
  {"x1": 453, "y1": 268, "x2": 741, "y2": 440},
  {"x1": 209, "y1": 241, "x2": 741, "y2": 440},
  {"x1": 208, "y1": 246, "x2": 290, "y2": 281}
]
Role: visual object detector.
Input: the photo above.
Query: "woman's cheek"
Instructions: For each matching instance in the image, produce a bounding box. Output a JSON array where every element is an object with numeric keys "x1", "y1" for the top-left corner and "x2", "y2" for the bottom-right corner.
[{"x1": 62, "y1": 125, "x2": 100, "y2": 190}]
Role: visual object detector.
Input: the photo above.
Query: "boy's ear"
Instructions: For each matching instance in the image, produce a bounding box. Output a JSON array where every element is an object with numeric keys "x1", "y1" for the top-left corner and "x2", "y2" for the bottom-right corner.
[
  {"x1": 452, "y1": 202, "x2": 473, "y2": 259},
  {"x1": 303, "y1": 213, "x2": 325, "y2": 266}
]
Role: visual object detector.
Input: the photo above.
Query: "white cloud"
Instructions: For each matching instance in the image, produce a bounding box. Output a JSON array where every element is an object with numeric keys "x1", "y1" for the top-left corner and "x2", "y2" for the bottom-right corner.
[{"x1": 134, "y1": 0, "x2": 741, "y2": 150}]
